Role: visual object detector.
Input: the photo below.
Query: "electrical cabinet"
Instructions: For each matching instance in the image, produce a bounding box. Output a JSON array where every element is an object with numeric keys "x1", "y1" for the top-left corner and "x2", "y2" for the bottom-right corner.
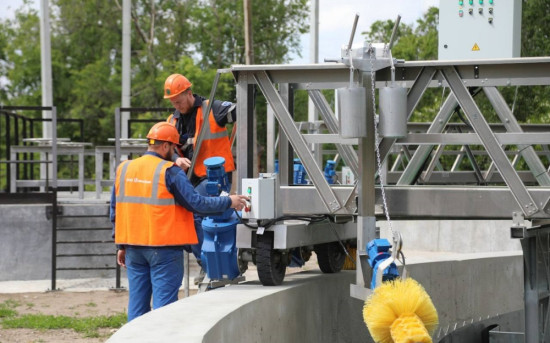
[
  {"x1": 438, "y1": 0, "x2": 522, "y2": 60},
  {"x1": 241, "y1": 177, "x2": 276, "y2": 220}
]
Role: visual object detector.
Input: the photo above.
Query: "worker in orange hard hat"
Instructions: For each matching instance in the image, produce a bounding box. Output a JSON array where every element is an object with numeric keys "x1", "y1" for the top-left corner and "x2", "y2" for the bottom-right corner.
[
  {"x1": 163, "y1": 73, "x2": 237, "y2": 284},
  {"x1": 110, "y1": 122, "x2": 248, "y2": 321}
]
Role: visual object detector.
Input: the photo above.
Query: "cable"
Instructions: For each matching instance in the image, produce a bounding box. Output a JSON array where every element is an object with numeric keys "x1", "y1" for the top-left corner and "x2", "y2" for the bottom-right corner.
[
  {"x1": 328, "y1": 220, "x2": 356, "y2": 267},
  {"x1": 369, "y1": 44, "x2": 395, "y2": 239},
  {"x1": 235, "y1": 209, "x2": 356, "y2": 267},
  {"x1": 233, "y1": 210, "x2": 327, "y2": 230}
]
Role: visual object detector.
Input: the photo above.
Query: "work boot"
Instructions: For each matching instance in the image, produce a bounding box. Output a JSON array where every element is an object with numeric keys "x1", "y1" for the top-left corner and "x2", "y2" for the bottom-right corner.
[{"x1": 194, "y1": 268, "x2": 206, "y2": 285}]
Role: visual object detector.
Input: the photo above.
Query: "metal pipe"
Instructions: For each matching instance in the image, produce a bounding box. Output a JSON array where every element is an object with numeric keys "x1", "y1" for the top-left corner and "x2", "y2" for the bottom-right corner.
[
  {"x1": 388, "y1": 15, "x2": 401, "y2": 51},
  {"x1": 121, "y1": 0, "x2": 131, "y2": 139},
  {"x1": 347, "y1": 13, "x2": 360, "y2": 52},
  {"x1": 51, "y1": 189, "x2": 57, "y2": 290},
  {"x1": 40, "y1": 0, "x2": 53, "y2": 140}
]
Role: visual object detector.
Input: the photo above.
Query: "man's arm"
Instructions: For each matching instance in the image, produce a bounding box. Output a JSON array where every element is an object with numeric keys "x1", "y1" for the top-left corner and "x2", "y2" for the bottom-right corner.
[
  {"x1": 166, "y1": 166, "x2": 230, "y2": 214},
  {"x1": 211, "y1": 99, "x2": 236, "y2": 127},
  {"x1": 165, "y1": 166, "x2": 247, "y2": 213},
  {"x1": 110, "y1": 184, "x2": 125, "y2": 251},
  {"x1": 110, "y1": 185, "x2": 116, "y2": 237}
]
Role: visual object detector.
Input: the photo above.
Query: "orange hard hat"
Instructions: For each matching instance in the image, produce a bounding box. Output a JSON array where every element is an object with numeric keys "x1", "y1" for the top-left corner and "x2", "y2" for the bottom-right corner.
[
  {"x1": 163, "y1": 74, "x2": 192, "y2": 99},
  {"x1": 146, "y1": 122, "x2": 180, "y2": 144}
]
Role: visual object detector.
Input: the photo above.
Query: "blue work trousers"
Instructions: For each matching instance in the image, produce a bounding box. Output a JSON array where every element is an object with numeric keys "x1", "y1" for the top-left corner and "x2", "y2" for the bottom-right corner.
[{"x1": 125, "y1": 246, "x2": 184, "y2": 321}]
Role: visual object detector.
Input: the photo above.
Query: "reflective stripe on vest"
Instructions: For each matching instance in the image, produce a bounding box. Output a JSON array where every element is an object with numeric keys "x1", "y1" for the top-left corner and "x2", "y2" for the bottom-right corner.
[
  {"x1": 198, "y1": 102, "x2": 229, "y2": 140},
  {"x1": 116, "y1": 160, "x2": 176, "y2": 205}
]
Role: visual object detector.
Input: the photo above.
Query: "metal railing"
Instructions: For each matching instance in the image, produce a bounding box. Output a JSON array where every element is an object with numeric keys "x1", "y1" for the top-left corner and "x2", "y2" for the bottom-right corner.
[{"x1": 0, "y1": 106, "x2": 83, "y2": 193}]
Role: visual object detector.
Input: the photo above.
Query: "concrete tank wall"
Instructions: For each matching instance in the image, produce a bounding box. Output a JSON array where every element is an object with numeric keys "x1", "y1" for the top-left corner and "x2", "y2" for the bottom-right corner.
[
  {"x1": 0, "y1": 204, "x2": 52, "y2": 281},
  {"x1": 108, "y1": 251, "x2": 523, "y2": 343},
  {"x1": 0, "y1": 203, "x2": 119, "y2": 281},
  {"x1": 379, "y1": 220, "x2": 522, "y2": 253}
]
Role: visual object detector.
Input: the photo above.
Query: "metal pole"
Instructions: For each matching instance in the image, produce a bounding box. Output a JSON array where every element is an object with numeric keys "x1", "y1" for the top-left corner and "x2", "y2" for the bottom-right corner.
[
  {"x1": 183, "y1": 252, "x2": 189, "y2": 297},
  {"x1": 40, "y1": 0, "x2": 53, "y2": 139},
  {"x1": 357, "y1": 71, "x2": 377, "y2": 286},
  {"x1": 51, "y1": 189, "x2": 57, "y2": 291},
  {"x1": 522, "y1": 236, "x2": 538, "y2": 343},
  {"x1": 308, "y1": 0, "x2": 320, "y2": 164},
  {"x1": 40, "y1": 0, "x2": 53, "y2": 190},
  {"x1": 266, "y1": 105, "x2": 275, "y2": 172},
  {"x1": 116, "y1": 260, "x2": 121, "y2": 289},
  {"x1": 51, "y1": 107, "x2": 57, "y2": 190},
  {"x1": 115, "y1": 108, "x2": 121, "y2": 168},
  {"x1": 6, "y1": 114, "x2": 10, "y2": 193},
  {"x1": 243, "y1": 0, "x2": 254, "y2": 65},
  {"x1": 121, "y1": 0, "x2": 131, "y2": 139}
]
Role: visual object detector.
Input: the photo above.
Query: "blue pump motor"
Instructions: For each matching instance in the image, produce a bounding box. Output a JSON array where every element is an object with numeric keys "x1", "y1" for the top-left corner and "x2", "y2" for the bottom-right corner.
[
  {"x1": 366, "y1": 238, "x2": 399, "y2": 289},
  {"x1": 204, "y1": 156, "x2": 230, "y2": 195},
  {"x1": 200, "y1": 157, "x2": 240, "y2": 280},
  {"x1": 293, "y1": 158, "x2": 308, "y2": 184},
  {"x1": 201, "y1": 213, "x2": 240, "y2": 280},
  {"x1": 204, "y1": 157, "x2": 232, "y2": 221},
  {"x1": 323, "y1": 160, "x2": 337, "y2": 184}
]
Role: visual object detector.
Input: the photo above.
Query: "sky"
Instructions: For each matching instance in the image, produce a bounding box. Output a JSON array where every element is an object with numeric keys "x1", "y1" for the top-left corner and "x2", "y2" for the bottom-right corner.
[{"x1": 0, "y1": 0, "x2": 439, "y2": 64}]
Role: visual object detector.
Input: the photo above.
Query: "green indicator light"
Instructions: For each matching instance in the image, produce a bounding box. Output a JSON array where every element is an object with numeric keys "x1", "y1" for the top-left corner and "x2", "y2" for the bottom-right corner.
[
  {"x1": 459, "y1": 0, "x2": 463, "y2": 5},
  {"x1": 489, "y1": 0, "x2": 493, "y2": 3},
  {"x1": 479, "y1": 0, "x2": 483, "y2": 4},
  {"x1": 247, "y1": 187, "x2": 252, "y2": 194},
  {"x1": 469, "y1": 0, "x2": 473, "y2": 4}
]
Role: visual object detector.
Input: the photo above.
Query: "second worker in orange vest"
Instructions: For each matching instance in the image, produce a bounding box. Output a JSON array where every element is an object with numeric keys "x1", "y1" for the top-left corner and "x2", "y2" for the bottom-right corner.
[
  {"x1": 163, "y1": 73, "x2": 237, "y2": 280},
  {"x1": 164, "y1": 73, "x2": 236, "y2": 186}
]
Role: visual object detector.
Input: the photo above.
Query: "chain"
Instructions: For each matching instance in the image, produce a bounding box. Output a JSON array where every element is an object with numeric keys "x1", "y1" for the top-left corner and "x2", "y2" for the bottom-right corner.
[{"x1": 368, "y1": 44, "x2": 395, "y2": 239}]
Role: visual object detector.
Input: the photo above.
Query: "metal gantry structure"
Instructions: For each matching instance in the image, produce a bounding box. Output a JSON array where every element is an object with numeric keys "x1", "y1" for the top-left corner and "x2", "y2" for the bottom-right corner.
[{"x1": 232, "y1": 42, "x2": 550, "y2": 342}]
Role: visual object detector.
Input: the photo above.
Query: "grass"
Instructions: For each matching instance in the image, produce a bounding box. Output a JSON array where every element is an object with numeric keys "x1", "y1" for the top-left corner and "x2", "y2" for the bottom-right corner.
[
  {"x1": 0, "y1": 299, "x2": 127, "y2": 338},
  {"x1": 0, "y1": 299, "x2": 19, "y2": 318}
]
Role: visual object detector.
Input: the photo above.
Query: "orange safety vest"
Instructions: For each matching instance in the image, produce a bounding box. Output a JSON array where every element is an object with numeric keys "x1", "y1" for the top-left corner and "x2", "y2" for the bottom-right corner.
[
  {"x1": 114, "y1": 154, "x2": 197, "y2": 246},
  {"x1": 168, "y1": 101, "x2": 235, "y2": 177}
]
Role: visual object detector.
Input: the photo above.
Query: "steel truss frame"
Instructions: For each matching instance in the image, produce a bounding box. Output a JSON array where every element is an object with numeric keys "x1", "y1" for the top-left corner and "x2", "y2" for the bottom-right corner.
[{"x1": 232, "y1": 57, "x2": 550, "y2": 341}]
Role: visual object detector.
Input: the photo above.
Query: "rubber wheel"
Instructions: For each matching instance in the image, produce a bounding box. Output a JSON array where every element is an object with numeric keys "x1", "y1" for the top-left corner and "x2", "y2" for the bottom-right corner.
[
  {"x1": 256, "y1": 234, "x2": 286, "y2": 286},
  {"x1": 314, "y1": 241, "x2": 345, "y2": 273}
]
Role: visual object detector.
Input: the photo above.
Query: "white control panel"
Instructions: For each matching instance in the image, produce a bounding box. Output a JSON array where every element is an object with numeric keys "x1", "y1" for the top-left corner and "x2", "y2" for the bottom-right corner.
[
  {"x1": 241, "y1": 177, "x2": 276, "y2": 220},
  {"x1": 438, "y1": 0, "x2": 522, "y2": 60}
]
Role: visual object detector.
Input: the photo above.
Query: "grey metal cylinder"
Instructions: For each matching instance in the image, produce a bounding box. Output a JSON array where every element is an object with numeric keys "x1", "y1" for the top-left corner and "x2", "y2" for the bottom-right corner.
[
  {"x1": 379, "y1": 86, "x2": 407, "y2": 138},
  {"x1": 338, "y1": 87, "x2": 367, "y2": 138}
]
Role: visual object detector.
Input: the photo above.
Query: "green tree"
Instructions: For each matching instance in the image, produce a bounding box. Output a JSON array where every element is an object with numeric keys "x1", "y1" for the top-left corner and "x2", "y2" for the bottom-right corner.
[
  {"x1": 191, "y1": 0, "x2": 309, "y2": 68},
  {"x1": 0, "y1": 5, "x2": 42, "y2": 106},
  {"x1": 0, "y1": 0, "x2": 309, "y2": 143}
]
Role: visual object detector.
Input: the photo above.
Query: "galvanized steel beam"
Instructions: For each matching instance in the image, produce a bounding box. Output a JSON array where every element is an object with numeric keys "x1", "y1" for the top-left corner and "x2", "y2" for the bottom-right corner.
[
  {"x1": 253, "y1": 71, "x2": 343, "y2": 213},
  {"x1": 442, "y1": 66, "x2": 539, "y2": 217}
]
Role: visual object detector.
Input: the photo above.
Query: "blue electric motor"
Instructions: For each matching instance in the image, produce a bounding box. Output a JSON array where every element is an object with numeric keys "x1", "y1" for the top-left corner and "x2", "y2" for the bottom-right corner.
[
  {"x1": 323, "y1": 160, "x2": 336, "y2": 184},
  {"x1": 366, "y1": 238, "x2": 399, "y2": 289},
  {"x1": 200, "y1": 157, "x2": 240, "y2": 280},
  {"x1": 293, "y1": 158, "x2": 308, "y2": 184}
]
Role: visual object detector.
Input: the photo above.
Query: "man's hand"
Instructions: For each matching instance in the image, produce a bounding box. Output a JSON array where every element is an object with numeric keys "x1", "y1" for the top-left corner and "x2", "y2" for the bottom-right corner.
[
  {"x1": 229, "y1": 194, "x2": 249, "y2": 211},
  {"x1": 117, "y1": 249, "x2": 126, "y2": 268},
  {"x1": 175, "y1": 157, "x2": 191, "y2": 171}
]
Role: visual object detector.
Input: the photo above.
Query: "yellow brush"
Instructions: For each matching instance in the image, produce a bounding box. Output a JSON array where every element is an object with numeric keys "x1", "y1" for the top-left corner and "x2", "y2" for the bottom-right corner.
[{"x1": 363, "y1": 278, "x2": 438, "y2": 343}]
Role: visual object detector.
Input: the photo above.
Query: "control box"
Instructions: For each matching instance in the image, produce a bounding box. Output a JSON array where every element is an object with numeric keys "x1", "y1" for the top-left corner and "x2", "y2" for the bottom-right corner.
[
  {"x1": 438, "y1": 0, "x2": 522, "y2": 60},
  {"x1": 241, "y1": 175, "x2": 277, "y2": 220}
]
